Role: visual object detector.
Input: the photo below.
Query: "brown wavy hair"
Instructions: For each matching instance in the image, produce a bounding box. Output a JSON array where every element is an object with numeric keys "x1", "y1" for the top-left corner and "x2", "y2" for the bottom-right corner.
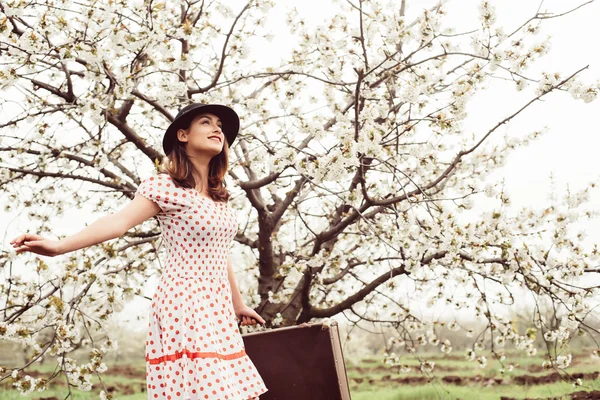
[{"x1": 159, "y1": 119, "x2": 231, "y2": 203}]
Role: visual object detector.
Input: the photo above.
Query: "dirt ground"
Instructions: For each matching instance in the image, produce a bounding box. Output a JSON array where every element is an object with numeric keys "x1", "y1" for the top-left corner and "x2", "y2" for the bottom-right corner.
[
  {"x1": 351, "y1": 370, "x2": 600, "y2": 387},
  {"x1": 106, "y1": 364, "x2": 145, "y2": 379},
  {"x1": 5, "y1": 365, "x2": 146, "y2": 396}
]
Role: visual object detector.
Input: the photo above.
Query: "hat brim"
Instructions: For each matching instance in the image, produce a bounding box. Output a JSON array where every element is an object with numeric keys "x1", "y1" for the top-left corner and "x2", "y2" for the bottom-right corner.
[{"x1": 162, "y1": 104, "x2": 240, "y2": 155}]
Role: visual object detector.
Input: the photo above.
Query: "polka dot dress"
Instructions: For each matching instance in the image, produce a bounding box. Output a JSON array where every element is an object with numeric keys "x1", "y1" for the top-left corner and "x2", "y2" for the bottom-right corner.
[{"x1": 136, "y1": 173, "x2": 268, "y2": 400}]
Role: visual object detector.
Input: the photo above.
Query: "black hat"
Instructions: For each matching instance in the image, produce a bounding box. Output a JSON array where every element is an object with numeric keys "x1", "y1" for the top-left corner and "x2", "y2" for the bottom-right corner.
[{"x1": 162, "y1": 103, "x2": 240, "y2": 155}]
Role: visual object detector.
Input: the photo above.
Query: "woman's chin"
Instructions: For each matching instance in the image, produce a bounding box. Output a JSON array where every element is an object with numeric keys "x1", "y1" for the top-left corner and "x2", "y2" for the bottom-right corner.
[{"x1": 190, "y1": 144, "x2": 223, "y2": 156}]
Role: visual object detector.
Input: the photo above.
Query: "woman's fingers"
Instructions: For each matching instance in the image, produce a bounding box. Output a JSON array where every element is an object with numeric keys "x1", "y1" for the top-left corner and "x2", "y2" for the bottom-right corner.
[
  {"x1": 10, "y1": 234, "x2": 27, "y2": 246},
  {"x1": 248, "y1": 310, "x2": 265, "y2": 324},
  {"x1": 240, "y1": 316, "x2": 258, "y2": 326},
  {"x1": 11, "y1": 237, "x2": 59, "y2": 257},
  {"x1": 15, "y1": 244, "x2": 30, "y2": 254},
  {"x1": 238, "y1": 308, "x2": 266, "y2": 327},
  {"x1": 15, "y1": 242, "x2": 37, "y2": 254},
  {"x1": 10, "y1": 233, "x2": 42, "y2": 247},
  {"x1": 16, "y1": 240, "x2": 42, "y2": 252}
]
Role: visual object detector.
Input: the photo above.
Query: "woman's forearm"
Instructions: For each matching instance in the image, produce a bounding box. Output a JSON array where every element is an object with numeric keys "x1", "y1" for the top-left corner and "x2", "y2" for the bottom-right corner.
[
  {"x1": 58, "y1": 214, "x2": 125, "y2": 255},
  {"x1": 227, "y1": 256, "x2": 245, "y2": 310}
]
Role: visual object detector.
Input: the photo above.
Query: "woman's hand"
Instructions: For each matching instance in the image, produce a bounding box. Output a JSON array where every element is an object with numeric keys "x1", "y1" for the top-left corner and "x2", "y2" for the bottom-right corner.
[
  {"x1": 9, "y1": 234, "x2": 63, "y2": 257},
  {"x1": 234, "y1": 304, "x2": 266, "y2": 326}
]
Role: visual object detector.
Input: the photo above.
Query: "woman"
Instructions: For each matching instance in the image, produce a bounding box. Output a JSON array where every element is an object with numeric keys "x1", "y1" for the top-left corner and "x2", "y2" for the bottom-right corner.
[{"x1": 10, "y1": 103, "x2": 269, "y2": 400}]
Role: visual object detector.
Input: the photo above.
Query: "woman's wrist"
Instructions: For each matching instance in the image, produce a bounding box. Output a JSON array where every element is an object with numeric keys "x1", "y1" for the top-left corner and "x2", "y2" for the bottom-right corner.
[{"x1": 55, "y1": 238, "x2": 69, "y2": 256}]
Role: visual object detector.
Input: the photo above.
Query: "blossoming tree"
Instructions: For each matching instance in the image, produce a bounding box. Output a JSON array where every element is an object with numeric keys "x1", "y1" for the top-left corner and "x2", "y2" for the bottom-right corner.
[{"x1": 1, "y1": 0, "x2": 599, "y2": 395}]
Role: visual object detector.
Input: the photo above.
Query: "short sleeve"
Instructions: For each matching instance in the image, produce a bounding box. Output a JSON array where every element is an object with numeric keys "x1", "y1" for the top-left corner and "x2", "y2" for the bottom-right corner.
[
  {"x1": 136, "y1": 177, "x2": 155, "y2": 201},
  {"x1": 135, "y1": 174, "x2": 174, "y2": 214}
]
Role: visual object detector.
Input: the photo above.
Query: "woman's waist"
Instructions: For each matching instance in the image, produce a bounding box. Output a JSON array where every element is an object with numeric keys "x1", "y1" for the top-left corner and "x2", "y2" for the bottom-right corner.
[{"x1": 160, "y1": 268, "x2": 228, "y2": 280}]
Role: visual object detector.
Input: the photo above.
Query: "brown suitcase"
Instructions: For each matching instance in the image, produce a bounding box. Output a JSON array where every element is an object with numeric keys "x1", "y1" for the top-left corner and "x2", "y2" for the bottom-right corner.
[{"x1": 241, "y1": 321, "x2": 352, "y2": 400}]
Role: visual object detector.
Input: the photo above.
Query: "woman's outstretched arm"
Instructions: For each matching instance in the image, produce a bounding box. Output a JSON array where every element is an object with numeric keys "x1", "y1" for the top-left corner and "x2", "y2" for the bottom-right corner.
[{"x1": 9, "y1": 193, "x2": 161, "y2": 257}]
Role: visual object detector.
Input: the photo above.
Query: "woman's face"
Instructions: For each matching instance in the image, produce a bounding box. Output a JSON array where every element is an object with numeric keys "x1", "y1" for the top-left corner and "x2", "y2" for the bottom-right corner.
[{"x1": 178, "y1": 112, "x2": 224, "y2": 156}]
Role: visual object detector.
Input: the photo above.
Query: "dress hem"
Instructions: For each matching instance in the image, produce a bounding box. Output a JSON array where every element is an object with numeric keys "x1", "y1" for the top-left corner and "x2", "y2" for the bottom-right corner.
[
  {"x1": 242, "y1": 386, "x2": 269, "y2": 400},
  {"x1": 182, "y1": 387, "x2": 268, "y2": 400}
]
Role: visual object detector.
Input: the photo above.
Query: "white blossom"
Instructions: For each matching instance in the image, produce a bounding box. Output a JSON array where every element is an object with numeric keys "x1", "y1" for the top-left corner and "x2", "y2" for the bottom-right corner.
[
  {"x1": 420, "y1": 360, "x2": 435, "y2": 373},
  {"x1": 556, "y1": 354, "x2": 572, "y2": 369}
]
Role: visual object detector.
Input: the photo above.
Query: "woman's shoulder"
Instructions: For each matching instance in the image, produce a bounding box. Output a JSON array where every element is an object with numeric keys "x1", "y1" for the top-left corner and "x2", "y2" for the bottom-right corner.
[
  {"x1": 138, "y1": 173, "x2": 188, "y2": 196},
  {"x1": 140, "y1": 173, "x2": 181, "y2": 187},
  {"x1": 139, "y1": 172, "x2": 167, "y2": 183},
  {"x1": 153, "y1": 172, "x2": 173, "y2": 186},
  {"x1": 151, "y1": 173, "x2": 191, "y2": 196},
  {"x1": 136, "y1": 173, "x2": 191, "y2": 213}
]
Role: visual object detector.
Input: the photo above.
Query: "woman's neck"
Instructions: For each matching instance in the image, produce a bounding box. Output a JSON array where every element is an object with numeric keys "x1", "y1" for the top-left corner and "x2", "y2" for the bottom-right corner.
[{"x1": 187, "y1": 155, "x2": 210, "y2": 193}]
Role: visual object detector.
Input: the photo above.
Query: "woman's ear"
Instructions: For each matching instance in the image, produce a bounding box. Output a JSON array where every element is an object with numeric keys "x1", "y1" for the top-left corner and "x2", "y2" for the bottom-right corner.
[{"x1": 177, "y1": 128, "x2": 188, "y2": 143}]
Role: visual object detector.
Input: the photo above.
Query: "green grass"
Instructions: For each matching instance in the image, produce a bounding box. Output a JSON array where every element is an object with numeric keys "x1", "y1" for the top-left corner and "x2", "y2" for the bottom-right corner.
[
  {"x1": 0, "y1": 389, "x2": 147, "y2": 400},
  {"x1": 352, "y1": 380, "x2": 600, "y2": 400},
  {"x1": 0, "y1": 362, "x2": 147, "y2": 400},
  {"x1": 347, "y1": 350, "x2": 600, "y2": 376},
  {"x1": 2, "y1": 351, "x2": 599, "y2": 399},
  {"x1": 347, "y1": 350, "x2": 600, "y2": 399}
]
